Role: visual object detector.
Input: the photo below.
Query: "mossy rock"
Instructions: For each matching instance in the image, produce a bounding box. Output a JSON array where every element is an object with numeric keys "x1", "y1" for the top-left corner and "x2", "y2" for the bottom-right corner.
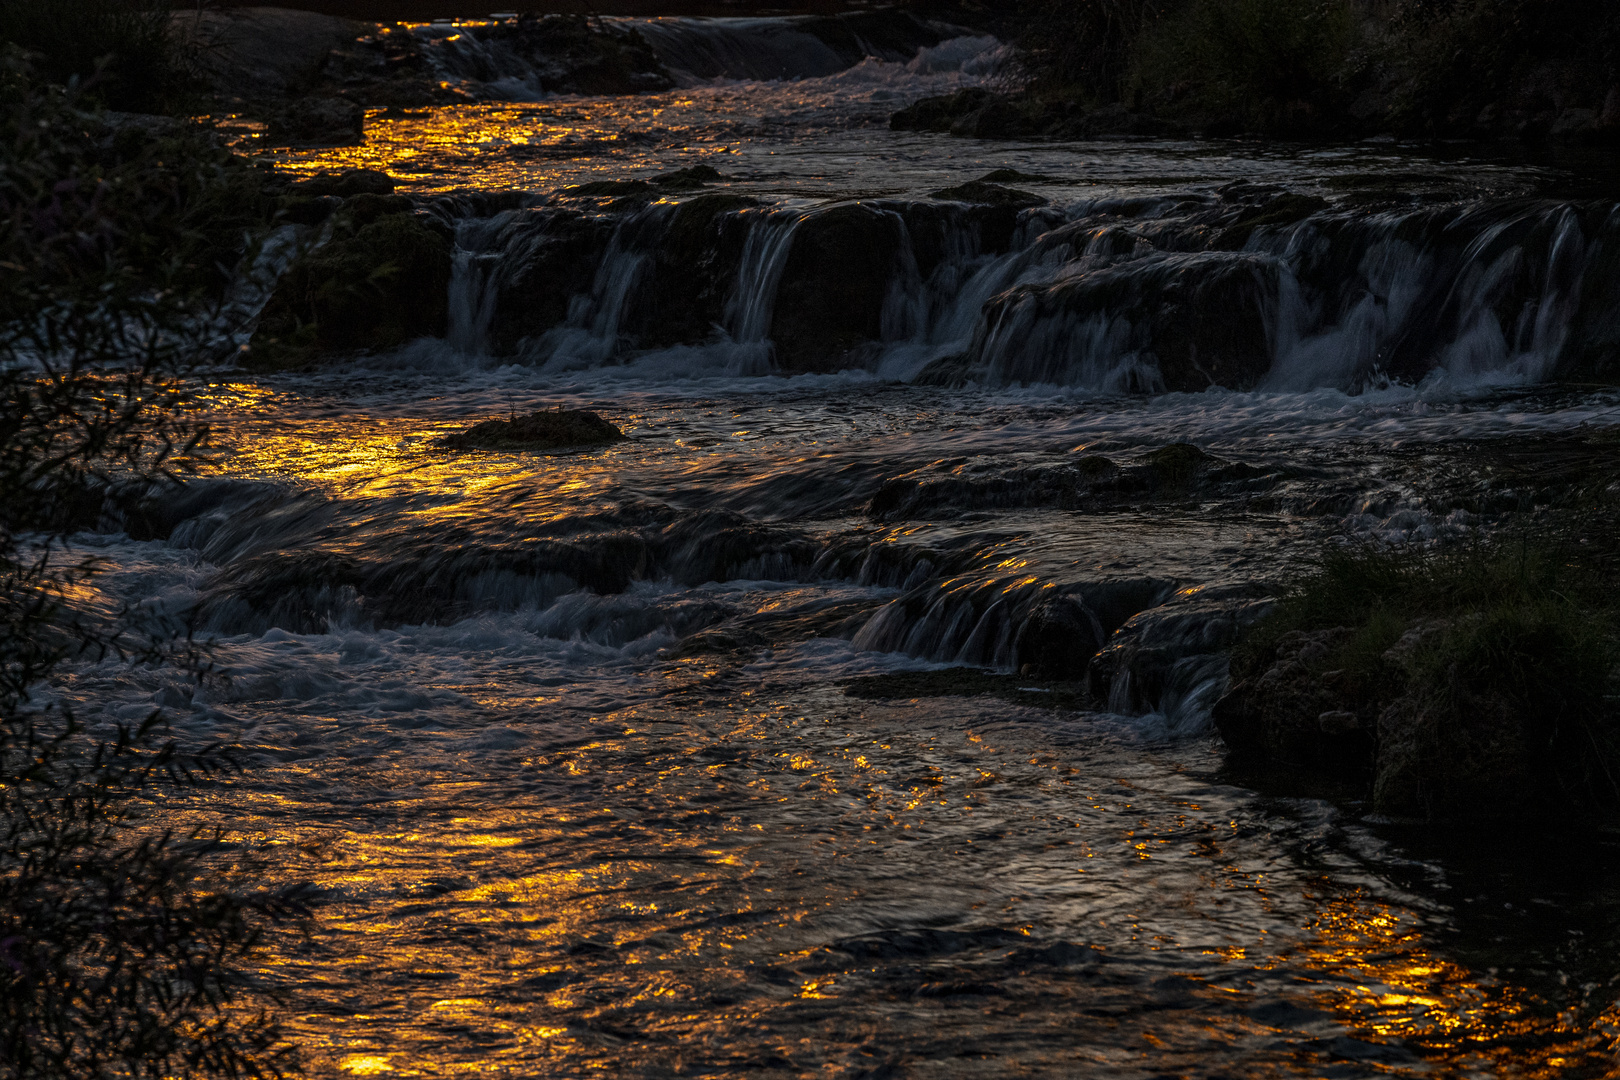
[
  {"x1": 436, "y1": 409, "x2": 626, "y2": 451},
  {"x1": 248, "y1": 211, "x2": 452, "y2": 366}
]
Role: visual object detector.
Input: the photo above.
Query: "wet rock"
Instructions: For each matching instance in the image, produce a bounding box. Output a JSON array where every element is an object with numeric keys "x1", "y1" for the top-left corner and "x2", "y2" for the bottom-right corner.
[
  {"x1": 1091, "y1": 586, "x2": 1266, "y2": 718},
  {"x1": 249, "y1": 211, "x2": 452, "y2": 365},
  {"x1": 174, "y1": 7, "x2": 365, "y2": 102},
  {"x1": 770, "y1": 203, "x2": 905, "y2": 373},
  {"x1": 292, "y1": 169, "x2": 397, "y2": 197},
  {"x1": 949, "y1": 95, "x2": 1039, "y2": 140},
  {"x1": 485, "y1": 208, "x2": 617, "y2": 355},
  {"x1": 1211, "y1": 191, "x2": 1330, "y2": 250},
  {"x1": 265, "y1": 97, "x2": 364, "y2": 148},
  {"x1": 436, "y1": 410, "x2": 625, "y2": 452},
  {"x1": 960, "y1": 251, "x2": 1280, "y2": 392},
  {"x1": 652, "y1": 164, "x2": 724, "y2": 190},
  {"x1": 930, "y1": 181, "x2": 1045, "y2": 209},
  {"x1": 633, "y1": 194, "x2": 760, "y2": 348},
  {"x1": 889, "y1": 87, "x2": 994, "y2": 133}
]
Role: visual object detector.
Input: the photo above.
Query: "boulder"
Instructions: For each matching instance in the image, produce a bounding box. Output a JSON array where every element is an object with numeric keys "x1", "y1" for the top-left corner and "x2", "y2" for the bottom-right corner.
[
  {"x1": 631, "y1": 194, "x2": 760, "y2": 349},
  {"x1": 930, "y1": 181, "x2": 1046, "y2": 209},
  {"x1": 436, "y1": 410, "x2": 625, "y2": 451},
  {"x1": 770, "y1": 204, "x2": 905, "y2": 373},
  {"x1": 173, "y1": 7, "x2": 365, "y2": 102},
  {"x1": 889, "y1": 88, "x2": 994, "y2": 133},
  {"x1": 483, "y1": 209, "x2": 617, "y2": 356},
  {"x1": 248, "y1": 211, "x2": 452, "y2": 365},
  {"x1": 291, "y1": 168, "x2": 396, "y2": 197},
  {"x1": 1212, "y1": 627, "x2": 1373, "y2": 769}
]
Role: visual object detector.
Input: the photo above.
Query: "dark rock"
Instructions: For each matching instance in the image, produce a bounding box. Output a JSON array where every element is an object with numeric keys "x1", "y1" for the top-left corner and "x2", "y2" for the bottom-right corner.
[
  {"x1": 770, "y1": 204, "x2": 904, "y2": 373},
  {"x1": 484, "y1": 209, "x2": 617, "y2": 356},
  {"x1": 960, "y1": 251, "x2": 1279, "y2": 392},
  {"x1": 631, "y1": 194, "x2": 760, "y2": 348},
  {"x1": 929, "y1": 181, "x2": 1045, "y2": 209},
  {"x1": 653, "y1": 164, "x2": 724, "y2": 190},
  {"x1": 174, "y1": 8, "x2": 366, "y2": 102},
  {"x1": 1212, "y1": 627, "x2": 1374, "y2": 769},
  {"x1": 436, "y1": 409, "x2": 625, "y2": 452},
  {"x1": 889, "y1": 87, "x2": 994, "y2": 133},
  {"x1": 292, "y1": 169, "x2": 397, "y2": 197},
  {"x1": 949, "y1": 95, "x2": 1038, "y2": 140},
  {"x1": 1088, "y1": 586, "x2": 1259, "y2": 714},
  {"x1": 265, "y1": 97, "x2": 364, "y2": 148},
  {"x1": 563, "y1": 179, "x2": 655, "y2": 197},
  {"x1": 248, "y1": 212, "x2": 452, "y2": 365}
]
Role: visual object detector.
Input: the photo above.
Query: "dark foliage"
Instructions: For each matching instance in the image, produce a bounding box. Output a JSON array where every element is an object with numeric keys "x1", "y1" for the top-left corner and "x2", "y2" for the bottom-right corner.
[
  {"x1": 0, "y1": 0, "x2": 198, "y2": 115},
  {"x1": 0, "y1": 49, "x2": 300, "y2": 1079}
]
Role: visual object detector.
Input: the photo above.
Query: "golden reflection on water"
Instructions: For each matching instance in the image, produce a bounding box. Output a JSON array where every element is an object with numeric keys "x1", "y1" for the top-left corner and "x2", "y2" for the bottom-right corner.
[
  {"x1": 259, "y1": 101, "x2": 732, "y2": 194},
  {"x1": 1296, "y1": 890, "x2": 1620, "y2": 1077}
]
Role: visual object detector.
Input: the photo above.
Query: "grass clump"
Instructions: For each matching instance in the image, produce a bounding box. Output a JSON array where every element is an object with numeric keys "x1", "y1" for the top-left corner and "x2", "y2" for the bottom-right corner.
[{"x1": 1223, "y1": 539, "x2": 1620, "y2": 820}]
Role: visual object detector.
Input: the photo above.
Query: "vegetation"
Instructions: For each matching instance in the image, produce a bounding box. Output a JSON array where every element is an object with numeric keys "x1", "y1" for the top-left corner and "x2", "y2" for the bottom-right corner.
[
  {"x1": 991, "y1": 0, "x2": 1620, "y2": 138},
  {"x1": 1220, "y1": 534, "x2": 1620, "y2": 820},
  {"x1": 0, "y1": 0, "x2": 197, "y2": 115},
  {"x1": 0, "y1": 49, "x2": 299, "y2": 1078},
  {"x1": 247, "y1": 202, "x2": 452, "y2": 368}
]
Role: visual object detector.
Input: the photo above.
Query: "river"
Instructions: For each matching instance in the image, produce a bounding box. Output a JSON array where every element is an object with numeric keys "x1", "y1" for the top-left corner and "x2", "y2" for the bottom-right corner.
[{"x1": 65, "y1": 11, "x2": 1620, "y2": 1076}]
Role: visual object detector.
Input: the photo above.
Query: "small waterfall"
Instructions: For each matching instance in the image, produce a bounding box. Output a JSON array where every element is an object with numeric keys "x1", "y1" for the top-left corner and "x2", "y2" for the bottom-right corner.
[
  {"x1": 532, "y1": 207, "x2": 663, "y2": 369},
  {"x1": 725, "y1": 208, "x2": 807, "y2": 347},
  {"x1": 440, "y1": 189, "x2": 1618, "y2": 392},
  {"x1": 447, "y1": 226, "x2": 501, "y2": 357}
]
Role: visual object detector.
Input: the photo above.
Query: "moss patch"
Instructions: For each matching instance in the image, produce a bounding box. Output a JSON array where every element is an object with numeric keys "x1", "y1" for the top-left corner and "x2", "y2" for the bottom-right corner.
[{"x1": 1217, "y1": 539, "x2": 1620, "y2": 821}]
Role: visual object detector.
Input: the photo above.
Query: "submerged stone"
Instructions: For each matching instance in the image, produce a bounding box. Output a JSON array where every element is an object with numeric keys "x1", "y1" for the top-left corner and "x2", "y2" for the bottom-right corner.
[{"x1": 436, "y1": 410, "x2": 626, "y2": 451}]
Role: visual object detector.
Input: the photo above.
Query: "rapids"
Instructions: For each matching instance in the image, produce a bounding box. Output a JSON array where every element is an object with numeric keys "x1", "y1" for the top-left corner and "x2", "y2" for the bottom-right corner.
[{"x1": 64, "y1": 12, "x2": 1620, "y2": 1077}]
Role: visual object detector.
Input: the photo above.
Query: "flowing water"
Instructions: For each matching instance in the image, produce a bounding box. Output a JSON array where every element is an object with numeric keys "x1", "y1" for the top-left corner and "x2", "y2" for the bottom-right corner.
[{"x1": 65, "y1": 12, "x2": 1620, "y2": 1077}]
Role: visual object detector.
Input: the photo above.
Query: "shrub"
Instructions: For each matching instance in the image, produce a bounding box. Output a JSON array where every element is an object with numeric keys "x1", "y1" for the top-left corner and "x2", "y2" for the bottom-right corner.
[
  {"x1": 0, "y1": 0, "x2": 197, "y2": 115},
  {"x1": 1228, "y1": 538, "x2": 1620, "y2": 816},
  {"x1": 1383, "y1": 0, "x2": 1620, "y2": 132},
  {"x1": 0, "y1": 48, "x2": 300, "y2": 1079},
  {"x1": 1009, "y1": 0, "x2": 1188, "y2": 102},
  {"x1": 1128, "y1": 0, "x2": 1357, "y2": 132}
]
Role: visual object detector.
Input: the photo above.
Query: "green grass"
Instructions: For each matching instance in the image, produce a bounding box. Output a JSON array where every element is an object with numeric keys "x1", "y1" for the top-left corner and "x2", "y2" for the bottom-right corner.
[{"x1": 1232, "y1": 538, "x2": 1620, "y2": 812}]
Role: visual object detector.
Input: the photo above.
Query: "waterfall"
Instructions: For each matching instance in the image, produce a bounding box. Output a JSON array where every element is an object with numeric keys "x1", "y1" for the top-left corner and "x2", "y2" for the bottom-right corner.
[{"x1": 725, "y1": 208, "x2": 807, "y2": 346}]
